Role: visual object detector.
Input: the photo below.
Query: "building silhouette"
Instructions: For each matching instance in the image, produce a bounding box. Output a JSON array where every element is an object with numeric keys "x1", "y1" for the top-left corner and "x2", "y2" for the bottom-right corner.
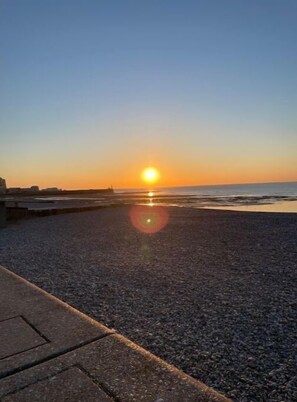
[{"x1": 0, "y1": 178, "x2": 6, "y2": 194}]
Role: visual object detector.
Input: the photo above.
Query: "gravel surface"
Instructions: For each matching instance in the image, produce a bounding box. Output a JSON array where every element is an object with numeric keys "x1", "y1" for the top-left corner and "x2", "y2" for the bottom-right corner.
[{"x1": 0, "y1": 206, "x2": 296, "y2": 401}]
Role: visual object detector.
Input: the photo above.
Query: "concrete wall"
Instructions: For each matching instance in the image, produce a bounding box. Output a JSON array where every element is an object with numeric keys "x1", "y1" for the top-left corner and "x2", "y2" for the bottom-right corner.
[{"x1": 0, "y1": 202, "x2": 6, "y2": 228}]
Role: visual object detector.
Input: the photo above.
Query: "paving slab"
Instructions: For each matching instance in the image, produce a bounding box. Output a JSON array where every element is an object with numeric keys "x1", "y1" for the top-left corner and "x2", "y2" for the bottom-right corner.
[
  {"x1": 2, "y1": 367, "x2": 113, "y2": 402},
  {"x1": 0, "y1": 333, "x2": 229, "y2": 401},
  {"x1": 0, "y1": 265, "x2": 112, "y2": 378},
  {"x1": 0, "y1": 316, "x2": 47, "y2": 360}
]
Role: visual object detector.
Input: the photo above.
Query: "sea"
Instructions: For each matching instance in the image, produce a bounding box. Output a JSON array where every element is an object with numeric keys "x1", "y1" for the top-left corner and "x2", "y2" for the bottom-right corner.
[{"x1": 119, "y1": 181, "x2": 297, "y2": 213}]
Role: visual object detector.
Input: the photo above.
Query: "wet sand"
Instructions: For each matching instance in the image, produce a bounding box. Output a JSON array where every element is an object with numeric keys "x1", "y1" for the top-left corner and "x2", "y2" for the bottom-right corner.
[{"x1": 0, "y1": 206, "x2": 296, "y2": 401}]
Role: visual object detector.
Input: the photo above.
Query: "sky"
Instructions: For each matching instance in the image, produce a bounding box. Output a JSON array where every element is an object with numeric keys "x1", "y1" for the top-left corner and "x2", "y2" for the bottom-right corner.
[{"x1": 0, "y1": 0, "x2": 296, "y2": 189}]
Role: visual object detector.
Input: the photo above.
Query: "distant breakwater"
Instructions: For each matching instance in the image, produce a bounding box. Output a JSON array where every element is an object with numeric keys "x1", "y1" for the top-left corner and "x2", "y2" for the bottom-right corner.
[{"x1": 0, "y1": 188, "x2": 114, "y2": 197}]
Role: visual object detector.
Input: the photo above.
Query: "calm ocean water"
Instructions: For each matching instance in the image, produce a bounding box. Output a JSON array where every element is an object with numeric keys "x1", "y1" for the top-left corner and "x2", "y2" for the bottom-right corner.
[
  {"x1": 161, "y1": 182, "x2": 297, "y2": 212},
  {"x1": 159, "y1": 182, "x2": 297, "y2": 197},
  {"x1": 120, "y1": 182, "x2": 297, "y2": 213}
]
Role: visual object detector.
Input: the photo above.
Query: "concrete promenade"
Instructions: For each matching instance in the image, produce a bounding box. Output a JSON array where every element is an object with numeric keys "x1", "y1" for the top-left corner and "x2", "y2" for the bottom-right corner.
[{"x1": 0, "y1": 265, "x2": 229, "y2": 401}]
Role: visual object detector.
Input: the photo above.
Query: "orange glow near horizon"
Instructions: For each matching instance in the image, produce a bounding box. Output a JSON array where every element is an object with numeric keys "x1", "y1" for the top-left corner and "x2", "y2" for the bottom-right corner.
[{"x1": 3, "y1": 159, "x2": 297, "y2": 190}]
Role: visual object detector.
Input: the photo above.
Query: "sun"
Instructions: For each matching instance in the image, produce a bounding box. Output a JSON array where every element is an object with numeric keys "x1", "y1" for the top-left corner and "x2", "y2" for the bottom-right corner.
[{"x1": 142, "y1": 167, "x2": 160, "y2": 184}]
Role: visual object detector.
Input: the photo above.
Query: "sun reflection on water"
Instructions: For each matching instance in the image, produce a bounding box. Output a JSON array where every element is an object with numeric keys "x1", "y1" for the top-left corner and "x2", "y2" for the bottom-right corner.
[{"x1": 148, "y1": 198, "x2": 154, "y2": 207}]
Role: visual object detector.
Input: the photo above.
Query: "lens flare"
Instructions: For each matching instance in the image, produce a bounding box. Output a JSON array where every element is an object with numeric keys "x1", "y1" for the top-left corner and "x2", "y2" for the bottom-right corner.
[
  {"x1": 142, "y1": 167, "x2": 160, "y2": 184},
  {"x1": 129, "y1": 205, "x2": 169, "y2": 234}
]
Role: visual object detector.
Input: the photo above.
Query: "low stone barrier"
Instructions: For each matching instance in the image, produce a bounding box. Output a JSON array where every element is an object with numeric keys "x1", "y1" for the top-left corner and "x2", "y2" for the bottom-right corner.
[
  {"x1": 7, "y1": 207, "x2": 29, "y2": 221},
  {"x1": 0, "y1": 201, "x2": 6, "y2": 228}
]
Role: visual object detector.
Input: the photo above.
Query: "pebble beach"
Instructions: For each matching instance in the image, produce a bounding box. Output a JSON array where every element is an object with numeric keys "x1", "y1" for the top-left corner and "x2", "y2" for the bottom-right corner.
[{"x1": 0, "y1": 206, "x2": 296, "y2": 401}]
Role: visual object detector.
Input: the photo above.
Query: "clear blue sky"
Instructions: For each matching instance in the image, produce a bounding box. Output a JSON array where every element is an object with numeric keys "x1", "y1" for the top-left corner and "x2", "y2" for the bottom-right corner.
[{"x1": 1, "y1": 0, "x2": 296, "y2": 188}]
